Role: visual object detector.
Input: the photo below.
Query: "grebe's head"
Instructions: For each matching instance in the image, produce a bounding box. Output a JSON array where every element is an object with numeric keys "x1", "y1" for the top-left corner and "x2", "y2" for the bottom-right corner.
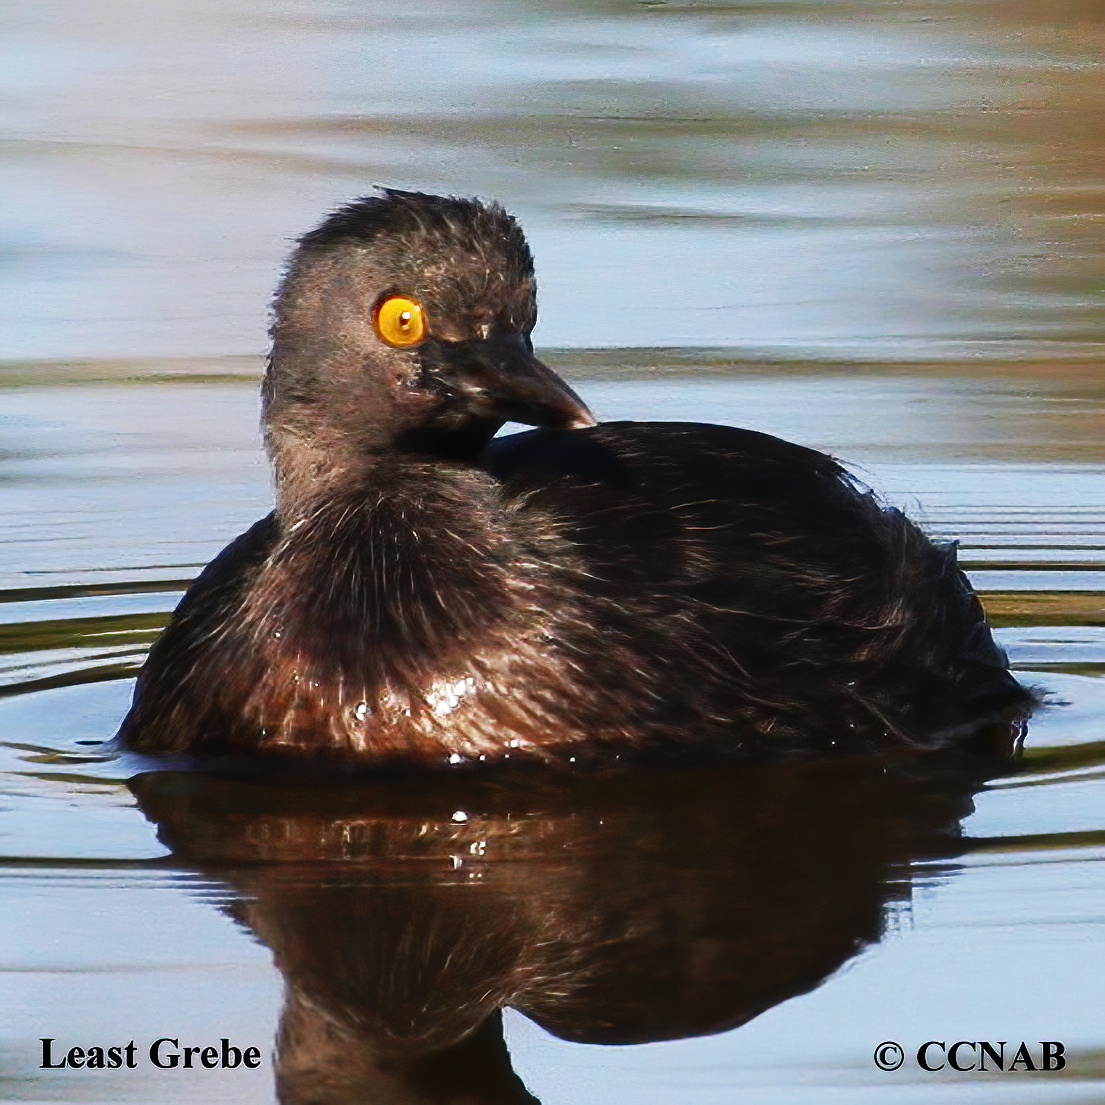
[{"x1": 264, "y1": 189, "x2": 593, "y2": 507}]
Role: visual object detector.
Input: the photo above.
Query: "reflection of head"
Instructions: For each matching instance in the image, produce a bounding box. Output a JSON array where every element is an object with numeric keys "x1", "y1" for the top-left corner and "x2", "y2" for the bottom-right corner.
[{"x1": 132, "y1": 756, "x2": 985, "y2": 1103}]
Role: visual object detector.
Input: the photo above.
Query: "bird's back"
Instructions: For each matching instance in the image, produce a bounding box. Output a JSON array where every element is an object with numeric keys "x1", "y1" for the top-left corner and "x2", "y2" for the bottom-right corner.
[{"x1": 483, "y1": 422, "x2": 1030, "y2": 758}]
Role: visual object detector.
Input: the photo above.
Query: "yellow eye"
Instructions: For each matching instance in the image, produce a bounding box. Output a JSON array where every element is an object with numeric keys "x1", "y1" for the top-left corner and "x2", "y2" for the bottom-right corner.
[{"x1": 373, "y1": 295, "x2": 427, "y2": 348}]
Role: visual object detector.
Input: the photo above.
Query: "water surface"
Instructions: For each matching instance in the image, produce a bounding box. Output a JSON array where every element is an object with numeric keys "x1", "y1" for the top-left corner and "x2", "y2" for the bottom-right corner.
[
  {"x1": 2, "y1": 0, "x2": 1105, "y2": 1100},
  {"x1": 2, "y1": 0, "x2": 1104, "y2": 359},
  {"x1": 2, "y1": 359, "x2": 1105, "y2": 1103}
]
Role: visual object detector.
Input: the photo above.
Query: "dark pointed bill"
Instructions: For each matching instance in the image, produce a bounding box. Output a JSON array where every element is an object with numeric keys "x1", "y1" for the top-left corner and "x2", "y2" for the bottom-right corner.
[{"x1": 435, "y1": 333, "x2": 596, "y2": 430}]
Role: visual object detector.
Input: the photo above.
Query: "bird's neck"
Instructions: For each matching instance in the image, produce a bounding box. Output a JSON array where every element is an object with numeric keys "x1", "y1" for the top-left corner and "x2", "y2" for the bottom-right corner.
[
  {"x1": 246, "y1": 453, "x2": 517, "y2": 685},
  {"x1": 268, "y1": 431, "x2": 365, "y2": 523},
  {"x1": 267, "y1": 425, "x2": 503, "y2": 522}
]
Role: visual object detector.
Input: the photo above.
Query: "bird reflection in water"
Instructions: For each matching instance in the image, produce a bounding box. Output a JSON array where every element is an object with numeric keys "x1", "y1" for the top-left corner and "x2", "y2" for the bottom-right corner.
[{"x1": 129, "y1": 729, "x2": 1015, "y2": 1105}]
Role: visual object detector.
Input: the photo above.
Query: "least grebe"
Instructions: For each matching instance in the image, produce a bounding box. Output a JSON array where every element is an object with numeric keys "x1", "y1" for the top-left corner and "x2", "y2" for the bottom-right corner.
[{"x1": 117, "y1": 189, "x2": 1032, "y2": 766}]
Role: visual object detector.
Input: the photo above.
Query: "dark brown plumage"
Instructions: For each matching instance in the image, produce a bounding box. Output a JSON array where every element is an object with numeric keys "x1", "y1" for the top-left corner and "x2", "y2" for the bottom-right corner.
[{"x1": 117, "y1": 189, "x2": 1032, "y2": 767}]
